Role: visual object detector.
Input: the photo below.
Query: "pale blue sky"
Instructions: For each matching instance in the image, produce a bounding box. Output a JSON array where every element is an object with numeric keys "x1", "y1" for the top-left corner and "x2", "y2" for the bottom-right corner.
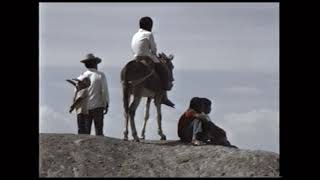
[
  {"x1": 39, "y1": 3, "x2": 279, "y2": 153},
  {"x1": 40, "y1": 2, "x2": 279, "y2": 72}
]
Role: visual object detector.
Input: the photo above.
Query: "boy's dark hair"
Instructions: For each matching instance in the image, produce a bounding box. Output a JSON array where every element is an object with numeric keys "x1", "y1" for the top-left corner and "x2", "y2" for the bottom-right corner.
[
  {"x1": 139, "y1": 16, "x2": 153, "y2": 31},
  {"x1": 201, "y1": 98, "x2": 212, "y2": 107},
  {"x1": 201, "y1": 98, "x2": 212, "y2": 114},
  {"x1": 189, "y1": 97, "x2": 202, "y2": 113}
]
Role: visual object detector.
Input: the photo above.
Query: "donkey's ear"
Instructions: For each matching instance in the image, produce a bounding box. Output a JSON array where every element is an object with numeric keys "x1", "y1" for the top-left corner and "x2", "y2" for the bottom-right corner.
[
  {"x1": 66, "y1": 79, "x2": 77, "y2": 87},
  {"x1": 158, "y1": 52, "x2": 165, "y2": 58},
  {"x1": 72, "y1": 78, "x2": 81, "y2": 82},
  {"x1": 168, "y1": 54, "x2": 174, "y2": 60}
]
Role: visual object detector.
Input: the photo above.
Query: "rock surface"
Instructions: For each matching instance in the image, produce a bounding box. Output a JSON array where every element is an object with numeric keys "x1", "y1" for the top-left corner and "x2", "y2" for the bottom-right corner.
[{"x1": 39, "y1": 133, "x2": 279, "y2": 177}]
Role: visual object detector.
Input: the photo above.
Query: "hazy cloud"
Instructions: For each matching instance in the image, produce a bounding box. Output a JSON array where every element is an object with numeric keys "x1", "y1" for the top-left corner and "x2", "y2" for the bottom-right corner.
[
  {"x1": 223, "y1": 86, "x2": 263, "y2": 95},
  {"x1": 39, "y1": 3, "x2": 279, "y2": 73},
  {"x1": 220, "y1": 109, "x2": 279, "y2": 153},
  {"x1": 40, "y1": 105, "x2": 76, "y2": 133}
]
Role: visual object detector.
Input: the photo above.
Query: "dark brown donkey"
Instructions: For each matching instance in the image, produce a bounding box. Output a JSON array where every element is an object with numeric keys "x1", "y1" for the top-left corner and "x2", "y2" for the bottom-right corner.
[{"x1": 121, "y1": 53, "x2": 175, "y2": 142}]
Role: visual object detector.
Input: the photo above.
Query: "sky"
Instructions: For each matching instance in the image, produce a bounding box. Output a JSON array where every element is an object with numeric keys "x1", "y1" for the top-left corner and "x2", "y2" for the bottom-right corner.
[{"x1": 39, "y1": 3, "x2": 279, "y2": 153}]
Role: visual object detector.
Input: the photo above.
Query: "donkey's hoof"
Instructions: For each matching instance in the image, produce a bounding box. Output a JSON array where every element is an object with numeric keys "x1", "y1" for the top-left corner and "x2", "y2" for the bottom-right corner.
[
  {"x1": 123, "y1": 137, "x2": 128, "y2": 141},
  {"x1": 133, "y1": 138, "x2": 140, "y2": 142},
  {"x1": 133, "y1": 136, "x2": 140, "y2": 142},
  {"x1": 160, "y1": 136, "x2": 167, "y2": 141}
]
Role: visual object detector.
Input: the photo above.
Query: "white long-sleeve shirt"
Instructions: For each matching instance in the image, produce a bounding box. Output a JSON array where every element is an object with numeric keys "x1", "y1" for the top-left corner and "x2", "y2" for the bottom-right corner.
[
  {"x1": 131, "y1": 28, "x2": 160, "y2": 63},
  {"x1": 77, "y1": 68, "x2": 109, "y2": 110}
]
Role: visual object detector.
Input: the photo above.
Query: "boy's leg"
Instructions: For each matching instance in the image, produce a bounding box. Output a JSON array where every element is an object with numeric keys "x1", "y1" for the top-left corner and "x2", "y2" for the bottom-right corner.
[
  {"x1": 154, "y1": 63, "x2": 169, "y2": 90},
  {"x1": 77, "y1": 114, "x2": 82, "y2": 134},
  {"x1": 77, "y1": 114, "x2": 87, "y2": 134},
  {"x1": 154, "y1": 63, "x2": 175, "y2": 108},
  {"x1": 180, "y1": 123, "x2": 194, "y2": 143},
  {"x1": 192, "y1": 119, "x2": 202, "y2": 139},
  {"x1": 192, "y1": 119, "x2": 206, "y2": 145},
  {"x1": 196, "y1": 132, "x2": 208, "y2": 142},
  {"x1": 162, "y1": 91, "x2": 175, "y2": 108},
  {"x1": 205, "y1": 121, "x2": 224, "y2": 144},
  {"x1": 214, "y1": 137, "x2": 228, "y2": 145},
  {"x1": 198, "y1": 120, "x2": 211, "y2": 143},
  {"x1": 86, "y1": 110, "x2": 94, "y2": 135},
  {"x1": 83, "y1": 114, "x2": 90, "y2": 134},
  {"x1": 92, "y1": 107, "x2": 104, "y2": 136},
  {"x1": 207, "y1": 122, "x2": 237, "y2": 148}
]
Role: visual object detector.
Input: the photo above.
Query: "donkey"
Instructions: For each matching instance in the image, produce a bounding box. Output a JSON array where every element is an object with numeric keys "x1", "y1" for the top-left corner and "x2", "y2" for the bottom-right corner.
[{"x1": 120, "y1": 52, "x2": 175, "y2": 142}]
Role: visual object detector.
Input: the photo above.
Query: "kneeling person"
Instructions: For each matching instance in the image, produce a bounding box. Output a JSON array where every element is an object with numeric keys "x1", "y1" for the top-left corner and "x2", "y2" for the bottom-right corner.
[{"x1": 177, "y1": 97, "x2": 205, "y2": 145}]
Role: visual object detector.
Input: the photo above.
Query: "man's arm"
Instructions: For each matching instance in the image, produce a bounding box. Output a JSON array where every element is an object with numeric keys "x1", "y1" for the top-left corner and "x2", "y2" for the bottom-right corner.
[
  {"x1": 77, "y1": 71, "x2": 88, "y2": 81},
  {"x1": 149, "y1": 33, "x2": 157, "y2": 55},
  {"x1": 101, "y1": 73, "x2": 110, "y2": 114}
]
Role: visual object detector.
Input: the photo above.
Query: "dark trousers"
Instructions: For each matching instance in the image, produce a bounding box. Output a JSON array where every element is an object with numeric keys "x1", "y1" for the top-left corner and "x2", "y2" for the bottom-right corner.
[
  {"x1": 201, "y1": 121, "x2": 233, "y2": 146},
  {"x1": 179, "y1": 123, "x2": 194, "y2": 143},
  {"x1": 154, "y1": 63, "x2": 170, "y2": 90},
  {"x1": 87, "y1": 107, "x2": 104, "y2": 136},
  {"x1": 77, "y1": 113, "x2": 88, "y2": 134}
]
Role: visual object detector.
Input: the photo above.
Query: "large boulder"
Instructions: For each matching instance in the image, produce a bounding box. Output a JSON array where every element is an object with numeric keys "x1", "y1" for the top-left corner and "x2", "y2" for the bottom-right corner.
[{"x1": 39, "y1": 133, "x2": 279, "y2": 177}]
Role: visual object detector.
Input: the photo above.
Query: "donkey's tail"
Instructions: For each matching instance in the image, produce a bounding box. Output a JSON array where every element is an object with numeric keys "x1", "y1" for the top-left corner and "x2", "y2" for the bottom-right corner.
[
  {"x1": 122, "y1": 82, "x2": 130, "y2": 115},
  {"x1": 121, "y1": 67, "x2": 130, "y2": 115}
]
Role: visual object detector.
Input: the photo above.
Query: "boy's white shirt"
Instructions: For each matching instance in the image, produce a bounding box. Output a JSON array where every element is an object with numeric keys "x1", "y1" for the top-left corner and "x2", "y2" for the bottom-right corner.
[{"x1": 131, "y1": 28, "x2": 160, "y2": 63}]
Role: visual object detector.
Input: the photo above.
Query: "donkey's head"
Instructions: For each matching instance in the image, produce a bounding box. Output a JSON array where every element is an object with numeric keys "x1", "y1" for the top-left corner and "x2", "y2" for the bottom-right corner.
[
  {"x1": 158, "y1": 52, "x2": 175, "y2": 90},
  {"x1": 66, "y1": 77, "x2": 91, "y2": 91}
]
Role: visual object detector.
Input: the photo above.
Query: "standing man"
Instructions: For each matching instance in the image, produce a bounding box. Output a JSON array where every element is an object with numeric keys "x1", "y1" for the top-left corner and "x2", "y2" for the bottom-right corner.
[
  {"x1": 77, "y1": 53, "x2": 109, "y2": 136},
  {"x1": 131, "y1": 16, "x2": 175, "y2": 108}
]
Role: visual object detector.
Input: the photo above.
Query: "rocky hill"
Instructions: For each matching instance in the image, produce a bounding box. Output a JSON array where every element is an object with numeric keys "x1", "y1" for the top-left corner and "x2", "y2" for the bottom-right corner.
[{"x1": 39, "y1": 133, "x2": 279, "y2": 177}]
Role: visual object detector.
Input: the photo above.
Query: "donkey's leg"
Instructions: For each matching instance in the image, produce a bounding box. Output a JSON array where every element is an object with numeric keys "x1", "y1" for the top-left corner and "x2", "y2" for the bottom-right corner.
[
  {"x1": 141, "y1": 97, "x2": 152, "y2": 140},
  {"x1": 123, "y1": 88, "x2": 130, "y2": 141},
  {"x1": 123, "y1": 95, "x2": 130, "y2": 141},
  {"x1": 129, "y1": 96, "x2": 142, "y2": 142},
  {"x1": 155, "y1": 95, "x2": 166, "y2": 140},
  {"x1": 123, "y1": 111, "x2": 129, "y2": 141}
]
